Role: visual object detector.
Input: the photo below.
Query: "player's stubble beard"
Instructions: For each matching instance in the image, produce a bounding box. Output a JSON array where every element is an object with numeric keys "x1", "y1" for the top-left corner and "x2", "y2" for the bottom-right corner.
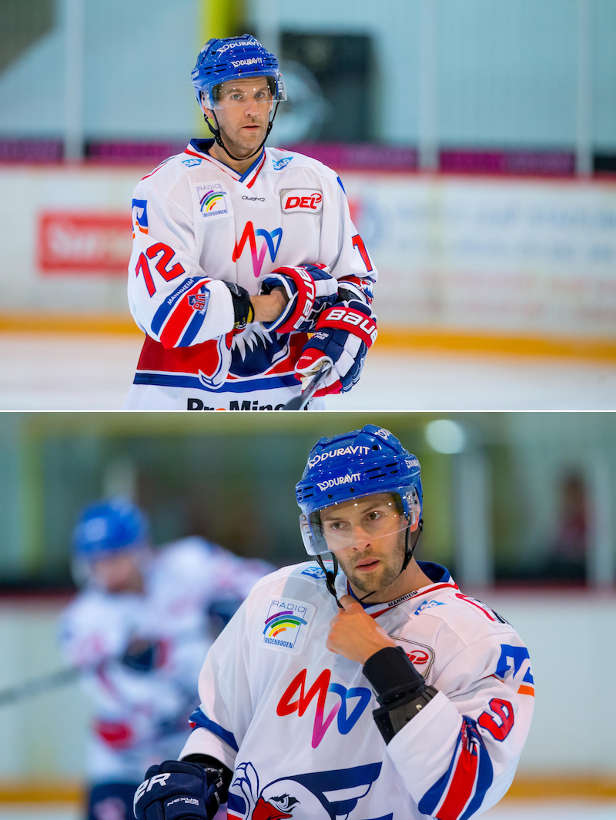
[
  {"x1": 338, "y1": 531, "x2": 407, "y2": 601},
  {"x1": 220, "y1": 118, "x2": 267, "y2": 162}
]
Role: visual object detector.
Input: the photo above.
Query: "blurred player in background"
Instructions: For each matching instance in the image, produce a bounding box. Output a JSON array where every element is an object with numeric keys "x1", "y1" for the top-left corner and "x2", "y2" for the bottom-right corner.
[
  {"x1": 133, "y1": 425, "x2": 534, "y2": 820},
  {"x1": 59, "y1": 498, "x2": 272, "y2": 820},
  {"x1": 126, "y1": 34, "x2": 377, "y2": 411}
]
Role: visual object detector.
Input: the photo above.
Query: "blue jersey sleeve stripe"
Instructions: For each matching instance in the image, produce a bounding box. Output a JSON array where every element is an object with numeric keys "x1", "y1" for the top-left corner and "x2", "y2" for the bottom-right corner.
[
  {"x1": 178, "y1": 310, "x2": 206, "y2": 347},
  {"x1": 418, "y1": 717, "x2": 494, "y2": 820},
  {"x1": 151, "y1": 277, "x2": 202, "y2": 335},
  {"x1": 418, "y1": 731, "x2": 462, "y2": 815},
  {"x1": 188, "y1": 707, "x2": 239, "y2": 752},
  {"x1": 460, "y1": 740, "x2": 494, "y2": 820}
]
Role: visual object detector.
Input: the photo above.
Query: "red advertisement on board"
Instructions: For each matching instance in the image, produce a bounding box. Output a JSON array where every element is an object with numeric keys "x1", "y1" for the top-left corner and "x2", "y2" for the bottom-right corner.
[{"x1": 38, "y1": 211, "x2": 131, "y2": 273}]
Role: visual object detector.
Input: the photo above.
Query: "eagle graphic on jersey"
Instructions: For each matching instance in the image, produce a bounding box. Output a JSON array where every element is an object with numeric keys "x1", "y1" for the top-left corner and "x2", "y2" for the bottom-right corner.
[{"x1": 227, "y1": 760, "x2": 390, "y2": 820}]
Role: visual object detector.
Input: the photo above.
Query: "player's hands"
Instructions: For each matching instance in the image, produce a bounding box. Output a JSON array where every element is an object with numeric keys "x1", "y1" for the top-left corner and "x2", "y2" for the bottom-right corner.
[
  {"x1": 294, "y1": 299, "x2": 378, "y2": 395},
  {"x1": 121, "y1": 637, "x2": 163, "y2": 672},
  {"x1": 259, "y1": 264, "x2": 339, "y2": 333},
  {"x1": 327, "y1": 595, "x2": 396, "y2": 664},
  {"x1": 250, "y1": 288, "x2": 288, "y2": 324},
  {"x1": 133, "y1": 760, "x2": 219, "y2": 820}
]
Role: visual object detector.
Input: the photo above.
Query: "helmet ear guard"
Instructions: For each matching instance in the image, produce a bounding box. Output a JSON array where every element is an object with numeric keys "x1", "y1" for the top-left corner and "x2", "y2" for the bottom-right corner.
[{"x1": 404, "y1": 487, "x2": 422, "y2": 533}]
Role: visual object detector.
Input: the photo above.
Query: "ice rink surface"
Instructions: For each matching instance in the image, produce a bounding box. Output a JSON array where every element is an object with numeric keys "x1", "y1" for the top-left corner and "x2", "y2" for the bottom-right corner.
[
  {"x1": 1, "y1": 800, "x2": 614, "y2": 820},
  {"x1": 1, "y1": 331, "x2": 615, "y2": 411}
]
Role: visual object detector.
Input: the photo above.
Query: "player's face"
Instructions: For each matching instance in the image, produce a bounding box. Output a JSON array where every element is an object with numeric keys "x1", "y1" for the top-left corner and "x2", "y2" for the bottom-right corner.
[
  {"x1": 319, "y1": 493, "x2": 409, "y2": 597},
  {"x1": 205, "y1": 76, "x2": 273, "y2": 159},
  {"x1": 91, "y1": 551, "x2": 143, "y2": 594}
]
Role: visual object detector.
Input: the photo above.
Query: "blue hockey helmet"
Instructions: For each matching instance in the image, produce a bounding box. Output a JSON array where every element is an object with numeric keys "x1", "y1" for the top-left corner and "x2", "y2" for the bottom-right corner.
[
  {"x1": 296, "y1": 425, "x2": 423, "y2": 556},
  {"x1": 191, "y1": 34, "x2": 286, "y2": 109},
  {"x1": 72, "y1": 498, "x2": 149, "y2": 563}
]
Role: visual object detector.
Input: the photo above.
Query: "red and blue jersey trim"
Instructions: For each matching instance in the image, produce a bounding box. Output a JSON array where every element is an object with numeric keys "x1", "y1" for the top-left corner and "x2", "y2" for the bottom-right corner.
[
  {"x1": 134, "y1": 371, "x2": 299, "y2": 392},
  {"x1": 185, "y1": 139, "x2": 267, "y2": 188},
  {"x1": 150, "y1": 276, "x2": 213, "y2": 348},
  {"x1": 358, "y1": 563, "x2": 457, "y2": 619},
  {"x1": 139, "y1": 156, "x2": 173, "y2": 182},
  {"x1": 418, "y1": 717, "x2": 494, "y2": 820},
  {"x1": 188, "y1": 707, "x2": 239, "y2": 753}
]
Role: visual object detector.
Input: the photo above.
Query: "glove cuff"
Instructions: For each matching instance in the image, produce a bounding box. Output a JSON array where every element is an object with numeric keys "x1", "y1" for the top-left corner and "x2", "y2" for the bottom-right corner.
[
  {"x1": 223, "y1": 281, "x2": 254, "y2": 329},
  {"x1": 259, "y1": 271, "x2": 299, "y2": 332},
  {"x1": 260, "y1": 264, "x2": 338, "y2": 333}
]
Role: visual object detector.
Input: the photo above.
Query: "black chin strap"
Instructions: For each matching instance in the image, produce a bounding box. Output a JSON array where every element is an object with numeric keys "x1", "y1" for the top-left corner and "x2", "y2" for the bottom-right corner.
[
  {"x1": 357, "y1": 520, "x2": 423, "y2": 604},
  {"x1": 401, "y1": 518, "x2": 423, "y2": 572},
  {"x1": 203, "y1": 102, "x2": 280, "y2": 163},
  {"x1": 317, "y1": 518, "x2": 424, "y2": 607},
  {"x1": 316, "y1": 553, "x2": 342, "y2": 609}
]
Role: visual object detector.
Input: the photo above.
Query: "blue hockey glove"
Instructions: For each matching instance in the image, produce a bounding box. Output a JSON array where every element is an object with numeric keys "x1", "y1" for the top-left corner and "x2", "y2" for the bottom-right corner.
[
  {"x1": 336, "y1": 274, "x2": 375, "y2": 306},
  {"x1": 259, "y1": 264, "x2": 339, "y2": 333},
  {"x1": 294, "y1": 300, "x2": 378, "y2": 395},
  {"x1": 133, "y1": 759, "x2": 227, "y2": 820}
]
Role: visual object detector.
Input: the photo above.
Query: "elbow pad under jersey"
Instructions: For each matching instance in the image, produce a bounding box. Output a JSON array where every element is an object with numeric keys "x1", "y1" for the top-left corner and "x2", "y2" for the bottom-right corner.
[{"x1": 363, "y1": 646, "x2": 438, "y2": 744}]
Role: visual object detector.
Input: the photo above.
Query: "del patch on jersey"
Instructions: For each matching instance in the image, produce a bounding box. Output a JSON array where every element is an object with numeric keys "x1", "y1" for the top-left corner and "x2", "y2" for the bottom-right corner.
[
  {"x1": 263, "y1": 598, "x2": 315, "y2": 653},
  {"x1": 280, "y1": 189, "x2": 323, "y2": 213}
]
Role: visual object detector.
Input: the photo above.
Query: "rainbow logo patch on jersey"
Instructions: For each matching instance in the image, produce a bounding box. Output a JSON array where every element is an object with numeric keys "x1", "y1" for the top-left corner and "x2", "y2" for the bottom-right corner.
[
  {"x1": 195, "y1": 183, "x2": 229, "y2": 218},
  {"x1": 263, "y1": 598, "x2": 312, "y2": 650}
]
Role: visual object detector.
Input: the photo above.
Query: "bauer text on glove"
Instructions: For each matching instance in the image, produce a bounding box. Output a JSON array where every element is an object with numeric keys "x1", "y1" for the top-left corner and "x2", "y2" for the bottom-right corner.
[
  {"x1": 294, "y1": 300, "x2": 377, "y2": 395},
  {"x1": 133, "y1": 758, "x2": 231, "y2": 820}
]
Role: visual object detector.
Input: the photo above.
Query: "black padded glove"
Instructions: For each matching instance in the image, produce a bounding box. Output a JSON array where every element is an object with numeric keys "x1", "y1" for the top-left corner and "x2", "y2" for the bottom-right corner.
[{"x1": 133, "y1": 758, "x2": 229, "y2": 820}]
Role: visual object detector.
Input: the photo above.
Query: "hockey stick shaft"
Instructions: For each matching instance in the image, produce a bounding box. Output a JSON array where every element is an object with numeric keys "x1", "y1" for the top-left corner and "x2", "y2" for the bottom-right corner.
[
  {"x1": 0, "y1": 627, "x2": 206, "y2": 708},
  {"x1": 0, "y1": 665, "x2": 82, "y2": 707},
  {"x1": 283, "y1": 363, "x2": 332, "y2": 410}
]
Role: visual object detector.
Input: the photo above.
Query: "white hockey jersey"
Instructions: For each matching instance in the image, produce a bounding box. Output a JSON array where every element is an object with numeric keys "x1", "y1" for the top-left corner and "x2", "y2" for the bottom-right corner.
[
  {"x1": 59, "y1": 537, "x2": 272, "y2": 781},
  {"x1": 181, "y1": 560, "x2": 535, "y2": 820},
  {"x1": 125, "y1": 140, "x2": 377, "y2": 411}
]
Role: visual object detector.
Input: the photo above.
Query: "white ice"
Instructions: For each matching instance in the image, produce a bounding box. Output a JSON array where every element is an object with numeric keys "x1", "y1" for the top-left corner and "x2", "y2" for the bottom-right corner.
[
  {"x1": 0, "y1": 800, "x2": 614, "y2": 820},
  {"x1": 1, "y1": 333, "x2": 615, "y2": 410}
]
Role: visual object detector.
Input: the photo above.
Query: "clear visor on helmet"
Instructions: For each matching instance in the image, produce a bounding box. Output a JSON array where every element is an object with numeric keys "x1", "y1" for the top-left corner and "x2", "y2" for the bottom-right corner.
[
  {"x1": 300, "y1": 492, "x2": 416, "y2": 556},
  {"x1": 203, "y1": 75, "x2": 286, "y2": 110}
]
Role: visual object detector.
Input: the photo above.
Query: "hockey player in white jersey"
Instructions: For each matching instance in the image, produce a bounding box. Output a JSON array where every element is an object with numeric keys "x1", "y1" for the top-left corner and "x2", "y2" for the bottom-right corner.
[
  {"x1": 133, "y1": 425, "x2": 534, "y2": 820},
  {"x1": 59, "y1": 498, "x2": 272, "y2": 820},
  {"x1": 126, "y1": 34, "x2": 377, "y2": 411}
]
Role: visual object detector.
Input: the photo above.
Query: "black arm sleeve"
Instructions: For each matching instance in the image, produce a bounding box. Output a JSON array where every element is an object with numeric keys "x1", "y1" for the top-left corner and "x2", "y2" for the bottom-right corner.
[{"x1": 363, "y1": 646, "x2": 438, "y2": 744}]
